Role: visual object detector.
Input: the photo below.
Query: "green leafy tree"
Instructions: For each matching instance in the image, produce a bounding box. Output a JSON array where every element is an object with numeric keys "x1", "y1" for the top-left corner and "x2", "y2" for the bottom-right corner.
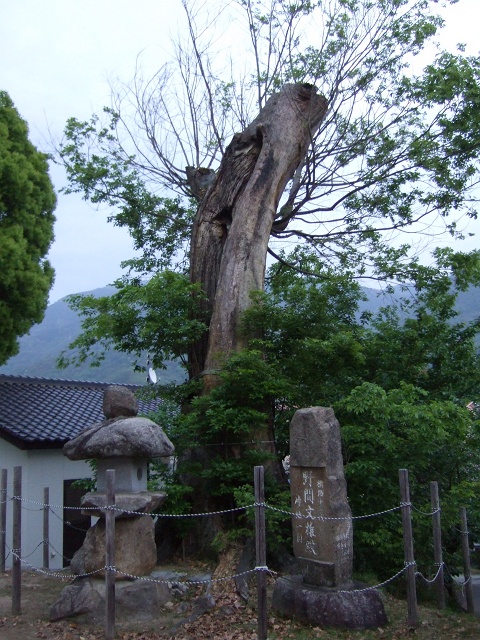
[
  {"x1": 0, "y1": 91, "x2": 56, "y2": 364},
  {"x1": 86, "y1": 247, "x2": 480, "y2": 576},
  {"x1": 338, "y1": 382, "x2": 480, "y2": 581}
]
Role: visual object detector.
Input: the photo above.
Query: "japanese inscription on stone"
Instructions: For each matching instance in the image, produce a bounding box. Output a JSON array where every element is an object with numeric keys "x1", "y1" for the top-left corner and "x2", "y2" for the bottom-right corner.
[{"x1": 289, "y1": 407, "x2": 353, "y2": 588}]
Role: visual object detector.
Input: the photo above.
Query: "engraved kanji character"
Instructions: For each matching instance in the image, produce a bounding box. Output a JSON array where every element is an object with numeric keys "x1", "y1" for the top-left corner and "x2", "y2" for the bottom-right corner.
[
  {"x1": 303, "y1": 470, "x2": 313, "y2": 487},
  {"x1": 304, "y1": 487, "x2": 314, "y2": 503},
  {"x1": 305, "y1": 505, "x2": 315, "y2": 519},
  {"x1": 305, "y1": 539, "x2": 317, "y2": 555}
]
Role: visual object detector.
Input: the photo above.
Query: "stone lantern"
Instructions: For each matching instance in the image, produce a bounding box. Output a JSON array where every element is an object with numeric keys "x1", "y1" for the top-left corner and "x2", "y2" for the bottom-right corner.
[
  {"x1": 50, "y1": 386, "x2": 176, "y2": 622},
  {"x1": 61, "y1": 386, "x2": 174, "y2": 580}
]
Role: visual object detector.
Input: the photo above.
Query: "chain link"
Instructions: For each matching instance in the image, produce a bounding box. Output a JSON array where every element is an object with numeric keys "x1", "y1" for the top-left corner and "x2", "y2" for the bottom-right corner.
[{"x1": 415, "y1": 562, "x2": 444, "y2": 585}]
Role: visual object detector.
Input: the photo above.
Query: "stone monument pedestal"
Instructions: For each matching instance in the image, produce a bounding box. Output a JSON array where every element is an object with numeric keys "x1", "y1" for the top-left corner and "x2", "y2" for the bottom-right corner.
[{"x1": 272, "y1": 575, "x2": 388, "y2": 630}]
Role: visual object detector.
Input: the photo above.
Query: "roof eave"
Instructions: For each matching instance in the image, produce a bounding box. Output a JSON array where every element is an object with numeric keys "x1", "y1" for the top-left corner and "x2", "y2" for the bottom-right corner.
[{"x1": 0, "y1": 429, "x2": 67, "y2": 451}]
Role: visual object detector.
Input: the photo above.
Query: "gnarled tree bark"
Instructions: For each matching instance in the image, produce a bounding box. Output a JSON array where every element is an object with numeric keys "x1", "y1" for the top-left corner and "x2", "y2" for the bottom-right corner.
[{"x1": 189, "y1": 83, "x2": 328, "y2": 385}]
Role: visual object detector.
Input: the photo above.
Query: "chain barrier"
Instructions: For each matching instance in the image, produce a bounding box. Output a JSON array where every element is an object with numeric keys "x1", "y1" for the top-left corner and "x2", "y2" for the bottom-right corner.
[
  {"x1": 7, "y1": 496, "x2": 99, "y2": 511},
  {"x1": 441, "y1": 562, "x2": 472, "y2": 592},
  {"x1": 0, "y1": 547, "x2": 413, "y2": 596},
  {"x1": 17, "y1": 539, "x2": 45, "y2": 560},
  {"x1": 109, "y1": 504, "x2": 252, "y2": 518},
  {"x1": 5, "y1": 544, "x2": 275, "y2": 586},
  {"x1": 49, "y1": 507, "x2": 91, "y2": 533},
  {"x1": 8, "y1": 494, "x2": 429, "y2": 523},
  {"x1": 336, "y1": 562, "x2": 414, "y2": 594},
  {"x1": 415, "y1": 562, "x2": 444, "y2": 585},
  {"x1": 8, "y1": 494, "x2": 254, "y2": 517},
  {"x1": 47, "y1": 540, "x2": 73, "y2": 563},
  {"x1": 7, "y1": 546, "x2": 101, "y2": 580},
  {"x1": 265, "y1": 503, "x2": 402, "y2": 521},
  {"x1": 0, "y1": 491, "x2": 463, "y2": 597},
  {"x1": 111, "y1": 566, "x2": 272, "y2": 585},
  {"x1": 411, "y1": 504, "x2": 441, "y2": 517}
]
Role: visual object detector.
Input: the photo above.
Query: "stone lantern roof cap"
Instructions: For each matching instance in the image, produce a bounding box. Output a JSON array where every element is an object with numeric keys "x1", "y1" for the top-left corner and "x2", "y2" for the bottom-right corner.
[
  {"x1": 63, "y1": 416, "x2": 175, "y2": 460},
  {"x1": 63, "y1": 386, "x2": 175, "y2": 460}
]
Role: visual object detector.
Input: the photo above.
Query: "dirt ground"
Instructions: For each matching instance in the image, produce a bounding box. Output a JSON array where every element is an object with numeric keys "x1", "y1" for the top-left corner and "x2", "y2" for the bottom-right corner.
[
  {"x1": 2, "y1": 566, "x2": 480, "y2": 640},
  {"x1": 0, "y1": 561, "x2": 259, "y2": 640}
]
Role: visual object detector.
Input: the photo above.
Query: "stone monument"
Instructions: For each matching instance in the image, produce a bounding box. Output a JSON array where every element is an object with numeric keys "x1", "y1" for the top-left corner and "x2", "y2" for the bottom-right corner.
[
  {"x1": 290, "y1": 406, "x2": 353, "y2": 588},
  {"x1": 50, "y1": 386, "x2": 175, "y2": 622},
  {"x1": 272, "y1": 407, "x2": 387, "y2": 629}
]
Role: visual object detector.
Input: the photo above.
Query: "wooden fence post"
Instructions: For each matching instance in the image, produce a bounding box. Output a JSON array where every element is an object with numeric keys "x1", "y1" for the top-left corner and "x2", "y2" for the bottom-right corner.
[
  {"x1": 430, "y1": 482, "x2": 445, "y2": 609},
  {"x1": 460, "y1": 507, "x2": 474, "y2": 615},
  {"x1": 399, "y1": 469, "x2": 419, "y2": 627},
  {"x1": 43, "y1": 487, "x2": 49, "y2": 570},
  {"x1": 0, "y1": 469, "x2": 7, "y2": 573},
  {"x1": 105, "y1": 469, "x2": 116, "y2": 640},
  {"x1": 254, "y1": 466, "x2": 268, "y2": 640},
  {"x1": 12, "y1": 466, "x2": 22, "y2": 615}
]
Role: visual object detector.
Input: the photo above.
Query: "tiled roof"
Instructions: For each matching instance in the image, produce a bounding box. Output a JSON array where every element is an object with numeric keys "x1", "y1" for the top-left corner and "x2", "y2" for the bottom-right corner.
[{"x1": 0, "y1": 375, "x2": 162, "y2": 450}]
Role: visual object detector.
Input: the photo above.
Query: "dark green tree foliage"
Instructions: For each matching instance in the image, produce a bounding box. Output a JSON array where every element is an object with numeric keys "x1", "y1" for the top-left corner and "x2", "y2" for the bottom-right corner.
[
  {"x1": 238, "y1": 249, "x2": 480, "y2": 577},
  {"x1": 339, "y1": 383, "x2": 479, "y2": 579},
  {"x1": 0, "y1": 91, "x2": 56, "y2": 364}
]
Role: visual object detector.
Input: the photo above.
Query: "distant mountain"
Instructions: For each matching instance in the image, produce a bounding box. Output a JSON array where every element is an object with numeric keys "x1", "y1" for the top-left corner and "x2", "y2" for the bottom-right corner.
[
  {"x1": 0, "y1": 287, "x2": 185, "y2": 385},
  {"x1": 1, "y1": 283, "x2": 478, "y2": 384},
  {"x1": 360, "y1": 284, "x2": 480, "y2": 326}
]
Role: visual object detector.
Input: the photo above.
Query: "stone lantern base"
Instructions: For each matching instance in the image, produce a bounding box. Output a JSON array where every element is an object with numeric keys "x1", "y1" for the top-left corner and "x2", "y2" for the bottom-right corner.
[{"x1": 71, "y1": 515, "x2": 157, "y2": 580}]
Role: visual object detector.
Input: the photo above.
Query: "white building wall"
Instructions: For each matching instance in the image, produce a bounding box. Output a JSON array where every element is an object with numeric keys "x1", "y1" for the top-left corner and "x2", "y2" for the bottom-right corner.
[{"x1": 0, "y1": 441, "x2": 91, "y2": 569}]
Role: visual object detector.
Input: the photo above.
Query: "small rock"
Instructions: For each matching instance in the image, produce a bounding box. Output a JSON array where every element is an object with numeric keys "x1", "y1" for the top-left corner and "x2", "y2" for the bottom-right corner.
[
  {"x1": 103, "y1": 386, "x2": 138, "y2": 418},
  {"x1": 50, "y1": 578, "x2": 103, "y2": 622}
]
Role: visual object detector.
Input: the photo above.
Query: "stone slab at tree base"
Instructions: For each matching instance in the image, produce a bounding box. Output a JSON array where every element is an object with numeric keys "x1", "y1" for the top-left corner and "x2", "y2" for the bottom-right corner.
[
  {"x1": 50, "y1": 575, "x2": 172, "y2": 623},
  {"x1": 272, "y1": 575, "x2": 388, "y2": 629}
]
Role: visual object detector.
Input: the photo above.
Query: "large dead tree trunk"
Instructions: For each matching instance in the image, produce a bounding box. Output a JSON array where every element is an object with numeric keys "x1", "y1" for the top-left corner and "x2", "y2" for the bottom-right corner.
[
  {"x1": 181, "y1": 84, "x2": 328, "y2": 552},
  {"x1": 189, "y1": 83, "x2": 328, "y2": 384}
]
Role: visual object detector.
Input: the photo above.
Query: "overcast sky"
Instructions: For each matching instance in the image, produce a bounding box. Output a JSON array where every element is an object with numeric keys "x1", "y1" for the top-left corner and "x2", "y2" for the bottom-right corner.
[{"x1": 1, "y1": 0, "x2": 479, "y2": 304}]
